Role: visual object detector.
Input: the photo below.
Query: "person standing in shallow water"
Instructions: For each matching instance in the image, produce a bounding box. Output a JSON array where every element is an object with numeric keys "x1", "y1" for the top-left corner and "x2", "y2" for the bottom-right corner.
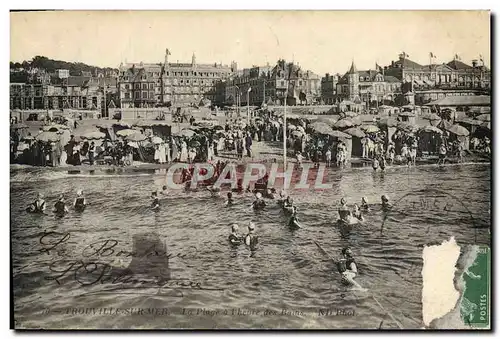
[
  {"x1": 244, "y1": 222, "x2": 259, "y2": 251},
  {"x1": 74, "y1": 190, "x2": 87, "y2": 212},
  {"x1": 228, "y1": 224, "x2": 242, "y2": 245},
  {"x1": 53, "y1": 195, "x2": 69, "y2": 216}
]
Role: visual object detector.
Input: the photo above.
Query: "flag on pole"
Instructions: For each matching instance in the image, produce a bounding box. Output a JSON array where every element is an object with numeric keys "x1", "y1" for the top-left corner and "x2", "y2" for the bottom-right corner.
[
  {"x1": 480, "y1": 54, "x2": 484, "y2": 62},
  {"x1": 454, "y1": 54, "x2": 461, "y2": 60},
  {"x1": 166, "y1": 48, "x2": 171, "y2": 56},
  {"x1": 430, "y1": 52, "x2": 436, "y2": 58}
]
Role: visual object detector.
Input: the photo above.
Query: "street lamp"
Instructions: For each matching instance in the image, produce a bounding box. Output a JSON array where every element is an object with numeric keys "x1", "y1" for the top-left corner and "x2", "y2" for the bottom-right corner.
[
  {"x1": 234, "y1": 85, "x2": 240, "y2": 117},
  {"x1": 247, "y1": 87, "x2": 252, "y2": 123}
]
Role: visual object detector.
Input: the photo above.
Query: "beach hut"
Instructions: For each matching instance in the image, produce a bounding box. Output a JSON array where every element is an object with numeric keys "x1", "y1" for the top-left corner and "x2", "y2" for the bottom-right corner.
[{"x1": 343, "y1": 127, "x2": 365, "y2": 157}]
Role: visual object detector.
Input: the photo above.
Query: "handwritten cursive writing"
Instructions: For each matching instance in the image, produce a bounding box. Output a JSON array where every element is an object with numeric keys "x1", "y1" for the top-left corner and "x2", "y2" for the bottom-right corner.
[
  {"x1": 45, "y1": 259, "x2": 223, "y2": 293},
  {"x1": 38, "y1": 231, "x2": 199, "y2": 260}
]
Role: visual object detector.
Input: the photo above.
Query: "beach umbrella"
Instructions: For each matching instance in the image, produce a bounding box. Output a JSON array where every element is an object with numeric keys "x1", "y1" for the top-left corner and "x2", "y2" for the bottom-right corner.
[
  {"x1": 291, "y1": 130, "x2": 303, "y2": 138},
  {"x1": 446, "y1": 124, "x2": 469, "y2": 137},
  {"x1": 421, "y1": 113, "x2": 441, "y2": 122},
  {"x1": 310, "y1": 121, "x2": 334, "y2": 135},
  {"x1": 43, "y1": 124, "x2": 70, "y2": 132},
  {"x1": 334, "y1": 119, "x2": 355, "y2": 129},
  {"x1": 134, "y1": 120, "x2": 170, "y2": 127},
  {"x1": 456, "y1": 117, "x2": 483, "y2": 126},
  {"x1": 316, "y1": 117, "x2": 339, "y2": 127},
  {"x1": 361, "y1": 125, "x2": 379, "y2": 133},
  {"x1": 377, "y1": 117, "x2": 398, "y2": 128},
  {"x1": 116, "y1": 129, "x2": 140, "y2": 137},
  {"x1": 79, "y1": 131, "x2": 106, "y2": 140},
  {"x1": 125, "y1": 133, "x2": 147, "y2": 142},
  {"x1": 419, "y1": 125, "x2": 443, "y2": 134},
  {"x1": 151, "y1": 136, "x2": 164, "y2": 144},
  {"x1": 35, "y1": 131, "x2": 60, "y2": 142},
  {"x1": 475, "y1": 114, "x2": 491, "y2": 122},
  {"x1": 343, "y1": 127, "x2": 365, "y2": 138},
  {"x1": 340, "y1": 111, "x2": 358, "y2": 118},
  {"x1": 397, "y1": 121, "x2": 417, "y2": 132},
  {"x1": 437, "y1": 119, "x2": 453, "y2": 131},
  {"x1": 398, "y1": 111, "x2": 415, "y2": 117},
  {"x1": 177, "y1": 129, "x2": 196, "y2": 138},
  {"x1": 10, "y1": 123, "x2": 28, "y2": 129},
  {"x1": 329, "y1": 130, "x2": 351, "y2": 139}
]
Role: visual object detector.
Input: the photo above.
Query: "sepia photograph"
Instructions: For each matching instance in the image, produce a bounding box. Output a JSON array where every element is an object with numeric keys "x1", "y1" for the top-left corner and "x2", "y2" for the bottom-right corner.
[{"x1": 9, "y1": 9, "x2": 491, "y2": 330}]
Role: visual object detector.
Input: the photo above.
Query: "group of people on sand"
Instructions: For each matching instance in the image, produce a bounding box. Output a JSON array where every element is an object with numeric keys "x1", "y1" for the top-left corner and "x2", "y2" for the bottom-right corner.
[{"x1": 26, "y1": 190, "x2": 88, "y2": 216}]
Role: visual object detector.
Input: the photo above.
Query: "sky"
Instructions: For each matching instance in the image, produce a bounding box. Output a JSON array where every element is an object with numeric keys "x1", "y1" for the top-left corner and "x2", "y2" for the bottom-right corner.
[{"x1": 10, "y1": 10, "x2": 490, "y2": 75}]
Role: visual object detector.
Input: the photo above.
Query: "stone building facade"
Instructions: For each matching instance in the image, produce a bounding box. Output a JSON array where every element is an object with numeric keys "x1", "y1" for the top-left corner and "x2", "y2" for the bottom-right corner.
[{"x1": 118, "y1": 49, "x2": 236, "y2": 108}]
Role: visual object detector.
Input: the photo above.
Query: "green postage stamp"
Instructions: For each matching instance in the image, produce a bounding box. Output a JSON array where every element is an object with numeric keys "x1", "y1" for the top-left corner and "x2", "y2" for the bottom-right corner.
[{"x1": 461, "y1": 246, "x2": 490, "y2": 328}]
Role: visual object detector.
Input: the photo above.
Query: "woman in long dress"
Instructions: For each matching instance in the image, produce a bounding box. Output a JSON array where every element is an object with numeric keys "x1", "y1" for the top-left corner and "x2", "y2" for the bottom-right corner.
[
  {"x1": 165, "y1": 141, "x2": 171, "y2": 163},
  {"x1": 159, "y1": 143, "x2": 167, "y2": 164},
  {"x1": 180, "y1": 140, "x2": 188, "y2": 162},
  {"x1": 171, "y1": 138, "x2": 179, "y2": 162},
  {"x1": 154, "y1": 145, "x2": 161, "y2": 164},
  {"x1": 188, "y1": 148, "x2": 197, "y2": 163}
]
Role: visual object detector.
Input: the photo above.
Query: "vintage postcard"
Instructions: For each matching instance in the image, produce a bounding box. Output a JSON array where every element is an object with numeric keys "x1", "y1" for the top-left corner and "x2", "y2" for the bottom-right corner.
[{"x1": 10, "y1": 10, "x2": 491, "y2": 330}]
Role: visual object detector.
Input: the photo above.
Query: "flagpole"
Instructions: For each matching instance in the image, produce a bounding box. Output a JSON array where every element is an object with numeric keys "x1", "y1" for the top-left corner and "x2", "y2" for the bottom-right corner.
[{"x1": 283, "y1": 80, "x2": 287, "y2": 171}]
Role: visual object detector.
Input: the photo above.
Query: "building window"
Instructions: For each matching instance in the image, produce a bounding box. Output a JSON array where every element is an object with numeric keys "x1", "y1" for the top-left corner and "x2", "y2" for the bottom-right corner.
[
  {"x1": 166, "y1": 72, "x2": 170, "y2": 76},
  {"x1": 125, "y1": 93, "x2": 130, "y2": 99},
  {"x1": 194, "y1": 72, "x2": 197, "y2": 76},
  {"x1": 124, "y1": 76, "x2": 128, "y2": 81},
  {"x1": 125, "y1": 84, "x2": 130, "y2": 90},
  {"x1": 142, "y1": 91, "x2": 147, "y2": 99},
  {"x1": 149, "y1": 92, "x2": 154, "y2": 99},
  {"x1": 135, "y1": 84, "x2": 140, "y2": 89},
  {"x1": 180, "y1": 80, "x2": 184, "y2": 84},
  {"x1": 135, "y1": 91, "x2": 140, "y2": 98},
  {"x1": 187, "y1": 80, "x2": 190, "y2": 84},
  {"x1": 149, "y1": 83, "x2": 154, "y2": 89}
]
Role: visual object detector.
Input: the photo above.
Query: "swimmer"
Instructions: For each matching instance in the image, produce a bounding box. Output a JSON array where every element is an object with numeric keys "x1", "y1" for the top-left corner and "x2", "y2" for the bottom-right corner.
[
  {"x1": 73, "y1": 190, "x2": 87, "y2": 212},
  {"x1": 228, "y1": 224, "x2": 242, "y2": 245},
  {"x1": 352, "y1": 203, "x2": 364, "y2": 221},
  {"x1": 160, "y1": 185, "x2": 168, "y2": 195},
  {"x1": 151, "y1": 191, "x2": 160, "y2": 210},
  {"x1": 225, "y1": 192, "x2": 234, "y2": 206},
  {"x1": 252, "y1": 192, "x2": 266, "y2": 210},
  {"x1": 244, "y1": 222, "x2": 259, "y2": 250},
  {"x1": 335, "y1": 247, "x2": 363, "y2": 290},
  {"x1": 53, "y1": 195, "x2": 69, "y2": 215},
  {"x1": 381, "y1": 195, "x2": 392, "y2": 209},
  {"x1": 206, "y1": 185, "x2": 221, "y2": 197},
  {"x1": 338, "y1": 198, "x2": 351, "y2": 221},
  {"x1": 27, "y1": 192, "x2": 46, "y2": 213},
  {"x1": 361, "y1": 197, "x2": 370, "y2": 211},
  {"x1": 283, "y1": 196, "x2": 293, "y2": 208},
  {"x1": 288, "y1": 206, "x2": 302, "y2": 229}
]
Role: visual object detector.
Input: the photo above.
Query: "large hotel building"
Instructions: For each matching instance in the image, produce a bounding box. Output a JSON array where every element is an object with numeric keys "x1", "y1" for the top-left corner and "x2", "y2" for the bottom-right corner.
[{"x1": 118, "y1": 49, "x2": 236, "y2": 108}]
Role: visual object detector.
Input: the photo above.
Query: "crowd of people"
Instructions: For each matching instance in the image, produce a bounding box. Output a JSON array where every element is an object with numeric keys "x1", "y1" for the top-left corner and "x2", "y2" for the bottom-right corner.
[{"x1": 10, "y1": 106, "x2": 491, "y2": 168}]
